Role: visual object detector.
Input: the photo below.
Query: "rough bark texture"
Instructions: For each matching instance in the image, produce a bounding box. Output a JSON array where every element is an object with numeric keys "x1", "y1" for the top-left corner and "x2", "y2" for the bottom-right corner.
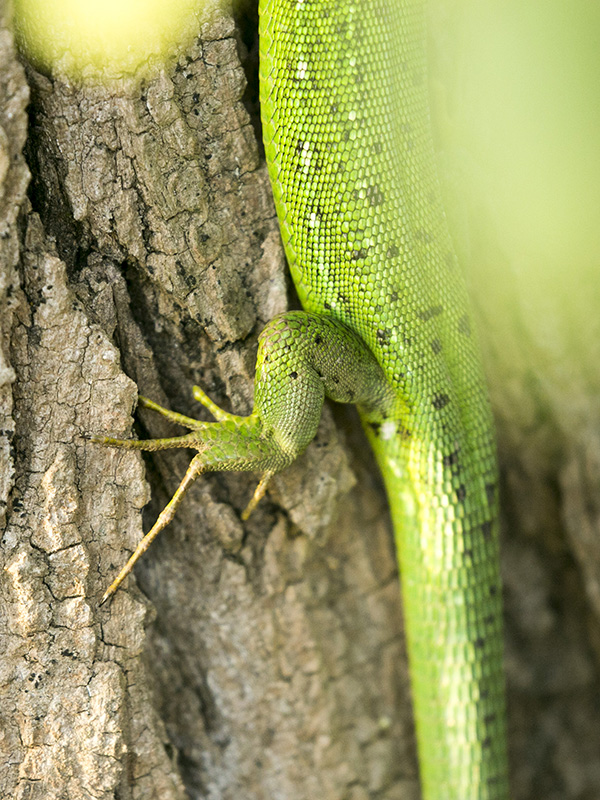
[
  {"x1": 1, "y1": 2, "x2": 599, "y2": 800},
  {"x1": 1, "y1": 4, "x2": 411, "y2": 800}
]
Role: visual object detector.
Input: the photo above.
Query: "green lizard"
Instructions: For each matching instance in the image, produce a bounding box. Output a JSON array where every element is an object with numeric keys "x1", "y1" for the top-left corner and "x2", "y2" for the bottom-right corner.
[{"x1": 94, "y1": 0, "x2": 509, "y2": 797}]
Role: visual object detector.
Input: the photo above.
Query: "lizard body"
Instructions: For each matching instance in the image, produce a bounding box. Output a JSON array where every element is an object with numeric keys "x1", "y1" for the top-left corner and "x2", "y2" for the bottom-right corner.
[
  {"x1": 96, "y1": 1, "x2": 509, "y2": 796},
  {"x1": 258, "y1": 2, "x2": 508, "y2": 796}
]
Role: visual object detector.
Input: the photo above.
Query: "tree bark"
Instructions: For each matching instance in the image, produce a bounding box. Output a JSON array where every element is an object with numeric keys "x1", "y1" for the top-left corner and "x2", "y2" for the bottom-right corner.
[
  {"x1": 1, "y1": 4, "x2": 412, "y2": 800},
  {"x1": 1, "y1": 2, "x2": 599, "y2": 800}
]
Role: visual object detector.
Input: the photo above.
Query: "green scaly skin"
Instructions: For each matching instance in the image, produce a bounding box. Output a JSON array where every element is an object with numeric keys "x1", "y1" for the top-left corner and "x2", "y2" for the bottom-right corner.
[{"x1": 95, "y1": 0, "x2": 509, "y2": 797}]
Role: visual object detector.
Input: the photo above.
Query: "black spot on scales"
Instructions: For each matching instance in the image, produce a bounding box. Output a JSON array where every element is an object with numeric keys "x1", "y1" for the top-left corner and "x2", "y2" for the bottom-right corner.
[
  {"x1": 431, "y1": 338, "x2": 442, "y2": 354},
  {"x1": 458, "y1": 314, "x2": 471, "y2": 337},
  {"x1": 443, "y1": 449, "x2": 460, "y2": 469},
  {"x1": 484, "y1": 712, "x2": 497, "y2": 725},
  {"x1": 324, "y1": 302, "x2": 331, "y2": 310},
  {"x1": 290, "y1": 371, "x2": 298, "y2": 380},
  {"x1": 485, "y1": 482, "x2": 497, "y2": 506},
  {"x1": 432, "y1": 393, "x2": 450, "y2": 410},
  {"x1": 351, "y1": 249, "x2": 367, "y2": 261},
  {"x1": 314, "y1": 335, "x2": 323, "y2": 346},
  {"x1": 456, "y1": 484, "x2": 466, "y2": 502},
  {"x1": 400, "y1": 425, "x2": 411, "y2": 439},
  {"x1": 481, "y1": 736, "x2": 492, "y2": 749},
  {"x1": 474, "y1": 637, "x2": 485, "y2": 650},
  {"x1": 418, "y1": 305, "x2": 444, "y2": 322},
  {"x1": 369, "y1": 421, "x2": 381, "y2": 435},
  {"x1": 484, "y1": 614, "x2": 495, "y2": 626}
]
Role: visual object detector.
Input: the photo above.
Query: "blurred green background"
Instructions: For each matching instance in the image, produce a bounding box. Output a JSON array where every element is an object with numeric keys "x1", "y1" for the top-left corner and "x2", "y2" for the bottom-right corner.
[{"x1": 429, "y1": 0, "x2": 600, "y2": 417}]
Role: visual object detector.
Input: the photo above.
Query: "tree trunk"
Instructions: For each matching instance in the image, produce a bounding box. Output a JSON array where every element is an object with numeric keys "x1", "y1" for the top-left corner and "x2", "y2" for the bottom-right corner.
[
  {"x1": 1, "y1": 4, "x2": 412, "y2": 800},
  {"x1": 1, "y1": 2, "x2": 599, "y2": 800}
]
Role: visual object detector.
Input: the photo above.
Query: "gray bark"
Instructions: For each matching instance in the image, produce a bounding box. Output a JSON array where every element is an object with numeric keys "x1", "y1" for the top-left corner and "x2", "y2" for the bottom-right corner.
[
  {"x1": 1, "y1": 4, "x2": 412, "y2": 800},
  {"x1": 1, "y1": 2, "x2": 599, "y2": 800}
]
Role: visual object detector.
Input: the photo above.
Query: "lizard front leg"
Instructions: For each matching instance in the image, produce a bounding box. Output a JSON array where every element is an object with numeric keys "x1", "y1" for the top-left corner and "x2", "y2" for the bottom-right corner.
[{"x1": 93, "y1": 310, "x2": 393, "y2": 602}]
